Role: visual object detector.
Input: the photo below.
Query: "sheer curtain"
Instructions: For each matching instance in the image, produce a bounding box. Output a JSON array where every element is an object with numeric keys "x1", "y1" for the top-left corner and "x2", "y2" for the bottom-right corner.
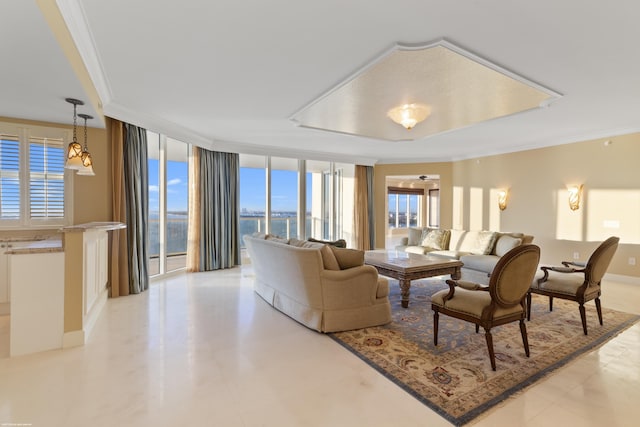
[
  {"x1": 354, "y1": 165, "x2": 375, "y2": 250},
  {"x1": 123, "y1": 123, "x2": 149, "y2": 293},
  {"x1": 186, "y1": 146, "x2": 201, "y2": 272},
  {"x1": 190, "y1": 147, "x2": 240, "y2": 271}
]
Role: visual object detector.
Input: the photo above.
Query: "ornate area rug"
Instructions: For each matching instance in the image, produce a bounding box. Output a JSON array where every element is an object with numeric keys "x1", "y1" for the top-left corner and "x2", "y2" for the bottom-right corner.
[{"x1": 328, "y1": 279, "x2": 640, "y2": 426}]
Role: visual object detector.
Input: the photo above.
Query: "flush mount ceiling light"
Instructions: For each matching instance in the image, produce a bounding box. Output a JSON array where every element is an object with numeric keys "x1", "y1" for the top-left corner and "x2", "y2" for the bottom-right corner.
[
  {"x1": 387, "y1": 103, "x2": 431, "y2": 130},
  {"x1": 290, "y1": 39, "x2": 562, "y2": 141},
  {"x1": 65, "y1": 98, "x2": 84, "y2": 170}
]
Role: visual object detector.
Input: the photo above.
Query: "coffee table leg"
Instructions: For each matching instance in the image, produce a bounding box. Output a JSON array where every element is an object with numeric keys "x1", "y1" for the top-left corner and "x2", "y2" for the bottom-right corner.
[{"x1": 399, "y1": 279, "x2": 411, "y2": 308}]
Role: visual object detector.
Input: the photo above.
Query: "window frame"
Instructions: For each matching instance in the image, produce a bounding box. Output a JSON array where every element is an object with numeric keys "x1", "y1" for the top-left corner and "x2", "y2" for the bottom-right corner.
[{"x1": 0, "y1": 122, "x2": 74, "y2": 229}]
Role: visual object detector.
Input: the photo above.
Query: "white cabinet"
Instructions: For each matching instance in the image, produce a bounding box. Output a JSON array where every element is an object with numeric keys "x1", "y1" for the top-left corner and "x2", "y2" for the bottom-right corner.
[
  {"x1": 83, "y1": 230, "x2": 109, "y2": 318},
  {"x1": 0, "y1": 241, "x2": 36, "y2": 313},
  {"x1": 9, "y1": 251, "x2": 64, "y2": 357}
]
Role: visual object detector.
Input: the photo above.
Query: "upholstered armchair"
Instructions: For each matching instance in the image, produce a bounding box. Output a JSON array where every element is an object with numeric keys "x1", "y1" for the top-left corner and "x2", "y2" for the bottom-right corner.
[
  {"x1": 431, "y1": 244, "x2": 540, "y2": 371},
  {"x1": 527, "y1": 236, "x2": 619, "y2": 335}
]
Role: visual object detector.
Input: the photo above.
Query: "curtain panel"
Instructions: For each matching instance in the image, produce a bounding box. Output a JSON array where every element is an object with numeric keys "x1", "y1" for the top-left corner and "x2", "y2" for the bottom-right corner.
[
  {"x1": 197, "y1": 148, "x2": 240, "y2": 271},
  {"x1": 109, "y1": 118, "x2": 130, "y2": 297},
  {"x1": 354, "y1": 165, "x2": 375, "y2": 250},
  {"x1": 123, "y1": 123, "x2": 149, "y2": 294}
]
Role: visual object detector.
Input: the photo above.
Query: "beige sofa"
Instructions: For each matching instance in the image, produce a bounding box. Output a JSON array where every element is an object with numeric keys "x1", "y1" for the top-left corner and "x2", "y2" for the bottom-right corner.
[
  {"x1": 395, "y1": 228, "x2": 534, "y2": 284},
  {"x1": 244, "y1": 234, "x2": 392, "y2": 332}
]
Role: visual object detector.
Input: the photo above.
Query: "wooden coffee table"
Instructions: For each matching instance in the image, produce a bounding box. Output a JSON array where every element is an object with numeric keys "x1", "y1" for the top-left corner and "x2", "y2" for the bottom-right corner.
[{"x1": 365, "y1": 250, "x2": 462, "y2": 308}]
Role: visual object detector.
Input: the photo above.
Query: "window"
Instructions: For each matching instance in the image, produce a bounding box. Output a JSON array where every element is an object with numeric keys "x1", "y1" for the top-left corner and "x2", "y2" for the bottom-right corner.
[
  {"x1": 388, "y1": 187, "x2": 423, "y2": 229},
  {"x1": 147, "y1": 131, "x2": 190, "y2": 276},
  {"x1": 0, "y1": 123, "x2": 71, "y2": 228}
]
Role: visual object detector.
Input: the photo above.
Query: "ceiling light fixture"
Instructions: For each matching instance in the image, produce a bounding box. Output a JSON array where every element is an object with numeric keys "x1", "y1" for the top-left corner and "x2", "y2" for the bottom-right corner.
[
  {"x1": 64, "y1": 98, "x2": 84, "y2": 170},
  {"x1": 77, "y1": 113, "x2": 95, "y2": 176},
  {"x1": 387, "y1": 103, "x2": 431, "y2": 130}
]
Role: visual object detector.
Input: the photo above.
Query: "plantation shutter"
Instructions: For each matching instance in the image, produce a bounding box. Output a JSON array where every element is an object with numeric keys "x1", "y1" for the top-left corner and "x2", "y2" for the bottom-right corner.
[
  {"x1": 29, "y1": 136, "x2": 65, "y2": 218},
  {"x1": 0, "y1": 135, "x2": 21, "y2": 219}
]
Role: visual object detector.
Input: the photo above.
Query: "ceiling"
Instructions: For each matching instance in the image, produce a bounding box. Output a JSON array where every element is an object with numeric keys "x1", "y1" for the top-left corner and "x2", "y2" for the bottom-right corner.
[{"x1": 3, "y1": 1, "x2": 640, "y2": 165}]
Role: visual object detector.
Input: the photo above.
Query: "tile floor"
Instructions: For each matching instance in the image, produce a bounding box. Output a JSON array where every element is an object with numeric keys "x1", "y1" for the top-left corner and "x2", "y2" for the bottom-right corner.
[{"x1": 0, "y1": 267, "x2": 639, "y2": 426}]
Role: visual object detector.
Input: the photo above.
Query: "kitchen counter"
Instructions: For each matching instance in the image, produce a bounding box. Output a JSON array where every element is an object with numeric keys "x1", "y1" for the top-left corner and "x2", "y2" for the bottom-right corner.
[{"x1": 4, "y1": 238, "x2": 63, "y2": 255}]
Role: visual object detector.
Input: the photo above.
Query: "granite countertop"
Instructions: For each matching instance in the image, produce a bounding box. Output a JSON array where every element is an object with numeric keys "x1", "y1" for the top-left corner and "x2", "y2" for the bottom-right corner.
[{"x1": 4, "y1": 238, "x2": 64, "y2": 255}]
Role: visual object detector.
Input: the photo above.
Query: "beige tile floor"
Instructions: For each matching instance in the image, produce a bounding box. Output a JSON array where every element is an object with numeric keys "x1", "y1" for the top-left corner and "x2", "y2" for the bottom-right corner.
[{"x1": 0, "y1": 268, "x2": 639, "y2": 426}]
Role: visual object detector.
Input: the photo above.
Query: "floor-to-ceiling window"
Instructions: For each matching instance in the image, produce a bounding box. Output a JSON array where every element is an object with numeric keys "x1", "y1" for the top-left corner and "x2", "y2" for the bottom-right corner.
[
  {"x1": 240, "y1": 156, "x2": 355, "y2": 248},
  {"x1": 270, "y1": 157, "x2": 299, "y2": 239},
  {"x1": 147, "y1": 132, "x2": 189, "y2": 276},
  {"x1": 239, "y1": 154, "x2": 267, "y2": 242}
]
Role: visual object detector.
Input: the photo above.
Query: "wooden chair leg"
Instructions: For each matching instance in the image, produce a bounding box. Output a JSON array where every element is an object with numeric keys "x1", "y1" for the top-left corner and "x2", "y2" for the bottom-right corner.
[
  {"x1": 484, "y1": 329, "x2": 496, "y2": 371},
  {"x1": 475, "y1": 324, "x2": 479, "y2": 333},
  {"x1": 549, "y1": 296, "x2": 553, "y2": 312},
  {"x1": 433, "y1": 311, "x2": 439, "y2": 346},
  {"x1": 595, "y1": 298, "x2": 603, "y2": 325},
  {"x1": 526, "y1": 292, "x2": 532, "y2": 321},
  {"x1": 519, "y1": 319, "x2": 530, "y2": 357},
  {"x1": 579, "y1": 304, "x2": 588, "y2": 335}
]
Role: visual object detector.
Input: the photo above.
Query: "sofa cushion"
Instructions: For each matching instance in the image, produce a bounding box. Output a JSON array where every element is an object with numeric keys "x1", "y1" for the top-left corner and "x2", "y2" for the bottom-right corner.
[
  {"x1": 494, "y1": 235, "x2": 523, "y2": 256},
  {"x1": 330, "y1": 246, "x2": 364, "y2": 269},
  {"x1": 458, "y1": 231, "x2": 498, "y2": 255},
  {"x1": 429, "y1": 250, "x2": 469, "y2": 260},
  {"x1": 459, "y1": 254, "x2": 500, "y2": 273},
  {"x1": 405, "y1": 245, "x2": 430, "y2": 255},
  {"x1": 420, "y1": 228, "x2": 450, "y2": 250}
]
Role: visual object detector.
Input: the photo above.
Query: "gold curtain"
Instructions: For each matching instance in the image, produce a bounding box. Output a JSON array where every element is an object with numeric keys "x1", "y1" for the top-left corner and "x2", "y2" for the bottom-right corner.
[
  {"x1": 109, "y1": 118, "x2": 130, "y2": 297},
  {"x1": 186, "y1": 146, "x2": 201, "y2": 272},
  {"x1": 354, "y1": 165, "x2": 371, "y2": 250}
]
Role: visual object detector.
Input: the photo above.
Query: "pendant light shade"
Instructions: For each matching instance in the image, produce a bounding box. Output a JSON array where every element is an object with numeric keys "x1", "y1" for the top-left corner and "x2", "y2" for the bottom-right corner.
[
  {"x1": 77, "y1": 113, "x2": 95, "y2": 176},
  {"x1": 65, "y1": 98, "x2": 84, "y2": 170}
]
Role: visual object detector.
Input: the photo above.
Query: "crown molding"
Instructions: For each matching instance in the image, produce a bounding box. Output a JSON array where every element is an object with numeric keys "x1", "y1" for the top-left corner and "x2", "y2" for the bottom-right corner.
[
  {"x1": 56, "y1": 0, "x2": 113, "y2": 105},
  {"x1": 104, "y1": 102, "x2": 379, "y2": 165}
]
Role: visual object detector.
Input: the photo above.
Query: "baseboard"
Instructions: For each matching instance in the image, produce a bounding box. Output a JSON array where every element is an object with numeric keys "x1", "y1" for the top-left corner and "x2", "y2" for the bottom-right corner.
[
  {"x1": 604, "y1": 273, "x2": 640, "y2": 286},
  {"x1": 62, "y1": 330, "x2": 85, "y2": 348}
]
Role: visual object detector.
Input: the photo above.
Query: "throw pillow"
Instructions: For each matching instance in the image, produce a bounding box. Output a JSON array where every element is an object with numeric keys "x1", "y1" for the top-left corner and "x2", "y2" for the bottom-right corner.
[
  {"x1": 494, "y1": 235, "x2": 523, "y2": 256},
  {"x1": 288, "y1": 238, "x2": 307, "y2": 247},
  {"x1": 319, "y1": 244, "x2": 341, "y2": 270},
  {"x1": 302, "y1": 241, "x2": 340, "y2": 270},
  {"x1": 266, "y1": 234, "x2": 289, "y2": 244},
  {"x1": 330, "y1": 246, "x2": 364, "y2": 269},
  {"x1": 473, "y1": 231, "x2": 499, "y2": 255},
  {"x1": 419, "y1": 229, "x2": 449, "y2": 250},
  {"x1": 407, "y1": 227, "x2": 424, "y2": 246},
  {"x1": 307, "y1": 237, "x2": 347, "y2": 248}
]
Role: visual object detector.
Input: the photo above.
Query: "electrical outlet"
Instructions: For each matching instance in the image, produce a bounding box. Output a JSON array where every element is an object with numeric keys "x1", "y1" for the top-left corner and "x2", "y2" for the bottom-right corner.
[
  {"x1": 573, "y1": 252, "x2": 580, "y2": 260},
  {"x1": 629, "y1": 257, "x2": 637, "y2": 266}
]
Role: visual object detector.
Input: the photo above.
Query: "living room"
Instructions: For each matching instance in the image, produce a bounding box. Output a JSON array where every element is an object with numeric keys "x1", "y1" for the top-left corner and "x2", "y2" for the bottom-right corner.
[{"x1": 2, "y1": 1, "x2": 640, "y2": 426}]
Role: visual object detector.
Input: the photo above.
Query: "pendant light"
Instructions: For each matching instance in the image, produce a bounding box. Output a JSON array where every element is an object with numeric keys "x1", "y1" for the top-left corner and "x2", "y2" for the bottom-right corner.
[
  {"x1": 77, "y1": 113, "x2": 95, "y2": 176},
  {"x1": 64, "y1": 98, "x2": 84, "y2": 170}
]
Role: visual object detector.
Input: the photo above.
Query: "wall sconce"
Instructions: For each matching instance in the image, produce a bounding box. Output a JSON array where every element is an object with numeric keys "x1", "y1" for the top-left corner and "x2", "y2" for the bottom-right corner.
[
  {"x1": 387, "y1": 103, "x2": 431, "y2": 130},
  {"x1": 77, "y1": 113, "x2": 95, "y2": 176},
  {"x1": 64, "y1": 98, "x2": 84, "y2": 170},
  {"x1": 498, "y1": 189, "x2": 509, "y2": 211},
  {"x1": 568, "y1": 185, "x2": 583, "y2": 211}
]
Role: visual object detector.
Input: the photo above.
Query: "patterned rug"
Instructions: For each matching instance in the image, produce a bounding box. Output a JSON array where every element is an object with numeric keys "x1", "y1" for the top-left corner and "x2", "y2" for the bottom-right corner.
[{"x1": 328, "y1": 279, "x2": 640, "y2": 426}]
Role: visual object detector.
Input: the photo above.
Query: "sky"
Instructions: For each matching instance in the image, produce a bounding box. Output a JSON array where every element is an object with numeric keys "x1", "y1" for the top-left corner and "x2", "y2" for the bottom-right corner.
[
  {"x1": 148, "y1": 159, "x2": 189, "y2": 212},
  {"x1": 149, "y1": 163, "x2": 312, "y2": 213}
]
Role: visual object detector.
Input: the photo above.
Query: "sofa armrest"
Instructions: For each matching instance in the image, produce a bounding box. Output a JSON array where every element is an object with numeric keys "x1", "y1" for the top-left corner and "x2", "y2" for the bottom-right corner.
[{"x1": 320, "y1": 265, "x2": 382, "y2": 308}]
